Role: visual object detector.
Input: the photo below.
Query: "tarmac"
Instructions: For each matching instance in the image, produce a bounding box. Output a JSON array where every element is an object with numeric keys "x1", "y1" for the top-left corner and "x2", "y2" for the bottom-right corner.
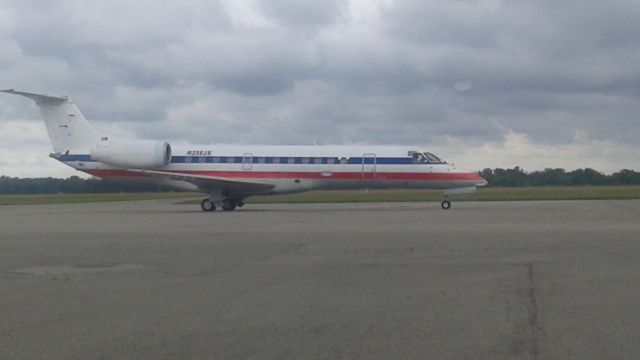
[{"x1": 1, "y1": 199, "x2": 640, "y2": 360}]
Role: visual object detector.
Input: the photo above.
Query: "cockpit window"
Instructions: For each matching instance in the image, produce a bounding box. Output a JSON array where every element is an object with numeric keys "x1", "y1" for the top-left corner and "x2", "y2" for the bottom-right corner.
[
  {"x1": 411, "y1": 151, "x2": 445, "y2": 164},
  {"x1": 424, "y1": 152, "x2": 443, "y2": 163},
  {"x1": 412, "y1": 152, "x2": 426, "y2": 164}
]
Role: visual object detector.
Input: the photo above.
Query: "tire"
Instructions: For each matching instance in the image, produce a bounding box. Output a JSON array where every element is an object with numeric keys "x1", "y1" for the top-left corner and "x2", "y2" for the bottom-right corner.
[
  {"x1": 222, "y1": 199, "x2": 236, "y2": 211},
  {"x1": 441, "y1": 200, "x2": 451, "y2": 210},
  {"x1": 201, "y1": 199, "x2": 215, "y2": 212}
]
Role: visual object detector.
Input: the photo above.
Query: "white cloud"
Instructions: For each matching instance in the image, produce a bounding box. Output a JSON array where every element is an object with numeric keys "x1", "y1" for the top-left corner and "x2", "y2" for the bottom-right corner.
[
  {"x1": 0, "y1": 120, "x2": 89, "y2": 178},
  {"x1": 1, "y1": 0, "x2": 639, "y2": 178},
  {"x1": 435, "y1": 130, "x2": 639, "y2": 174}
]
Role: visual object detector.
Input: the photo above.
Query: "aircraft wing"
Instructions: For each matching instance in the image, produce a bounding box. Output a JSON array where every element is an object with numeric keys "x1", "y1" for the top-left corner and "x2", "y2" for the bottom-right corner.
[{"x1": 130, "y1": 169, "x2": 275, "y2": 193}]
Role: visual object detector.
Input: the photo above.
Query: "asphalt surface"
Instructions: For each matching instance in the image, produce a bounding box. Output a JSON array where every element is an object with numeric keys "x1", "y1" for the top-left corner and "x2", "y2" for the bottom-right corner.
[{"x1": 1, "y1": 199, "x2": 640, "y2": 360}]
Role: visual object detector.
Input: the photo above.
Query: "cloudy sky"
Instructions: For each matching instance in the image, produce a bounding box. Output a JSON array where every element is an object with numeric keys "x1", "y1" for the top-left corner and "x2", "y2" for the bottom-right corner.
[{"x1": 1, "y1": 0, "x2": 639, "y2": 178}]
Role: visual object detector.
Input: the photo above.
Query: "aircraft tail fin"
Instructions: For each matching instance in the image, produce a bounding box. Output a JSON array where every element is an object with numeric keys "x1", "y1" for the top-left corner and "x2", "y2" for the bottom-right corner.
[{"x1": 1, "y1": 89, "x2": 97, "y2": 153}]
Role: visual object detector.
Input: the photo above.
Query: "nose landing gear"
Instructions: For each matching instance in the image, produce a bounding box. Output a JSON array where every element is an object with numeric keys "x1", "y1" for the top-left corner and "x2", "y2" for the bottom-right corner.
[{"x1": 441, "y1": 194, "x2": 451, "y2": 210}]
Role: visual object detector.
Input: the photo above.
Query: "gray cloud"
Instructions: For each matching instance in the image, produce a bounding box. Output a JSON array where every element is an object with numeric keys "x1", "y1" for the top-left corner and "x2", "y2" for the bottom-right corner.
[
  {"x1": 1, "y1": 0, "x2": 639, "y2": 177},
  {"x1": 257, "y1": 0, "x2": 346, "y2": 30}
]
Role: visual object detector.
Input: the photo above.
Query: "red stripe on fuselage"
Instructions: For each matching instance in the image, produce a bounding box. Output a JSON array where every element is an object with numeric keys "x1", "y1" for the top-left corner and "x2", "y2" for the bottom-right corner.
[{"x1": 82, "y1": 169, "x2": 483, "y2": 182}]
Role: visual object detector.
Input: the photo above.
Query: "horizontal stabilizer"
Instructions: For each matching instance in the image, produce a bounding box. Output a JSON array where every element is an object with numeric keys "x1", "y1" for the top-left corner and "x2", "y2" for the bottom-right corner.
[{"x1": 1, "y1": 89, "x2": 69, "y2": 104}]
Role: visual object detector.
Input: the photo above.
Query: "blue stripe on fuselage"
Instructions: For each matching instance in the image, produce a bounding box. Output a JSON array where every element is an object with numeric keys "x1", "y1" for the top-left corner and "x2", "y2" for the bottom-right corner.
[
  {"x1": 55, "y1": 154, "x2": 445, "y2": 165},
  {"x1": 170, "y1": 156, "x2": 443, "y2": 165}
]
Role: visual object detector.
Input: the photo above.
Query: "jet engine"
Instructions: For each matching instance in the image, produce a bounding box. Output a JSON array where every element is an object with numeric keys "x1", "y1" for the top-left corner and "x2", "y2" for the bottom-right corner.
[{"x1": 90, "y1": 137, "x2": 172, "y2": 169}]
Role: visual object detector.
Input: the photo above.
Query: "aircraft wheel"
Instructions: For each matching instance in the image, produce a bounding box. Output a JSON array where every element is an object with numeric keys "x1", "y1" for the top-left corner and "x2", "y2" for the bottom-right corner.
[
  {"x1": 222, "y1": 199, "x2": 237, "y2": 211},
  {"x1": 201, "y1": 198, "x2": 216, "y2": 212},
  {"x1": 441, "y1": 200, "x2": 451, "y2": 210}
]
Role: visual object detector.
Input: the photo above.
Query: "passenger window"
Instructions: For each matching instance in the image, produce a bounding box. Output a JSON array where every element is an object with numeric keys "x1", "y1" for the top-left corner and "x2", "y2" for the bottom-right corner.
[
  {"x1": 288, "y1": 157, "x2": 295, "y2": 164},
  {"x1": 315, "y1": 157, "x2": 322, "y2": 164},
  {"x1": 272, "y1": 157, "x2": 280, "y2": 164},
  {"x1": 198, "y1": 157, "x2": 206, "y2": 163},
  {"x1": 185, "y1": 157, "x2": 192, "y2": 163},
  {"x1": 226, "y1": 157, "x2": 234, "y2": 163},
  {"x1": 327, "y1": 158, "x2": 335, "y2": 164},
  {"x1": 302, "y1": 158, "x2": 310, "y2": 164},
  {"x1": 257, "y1": 157, "x2": 266, "y2": 164},
  {"x1": 212, "y1": 157, "x2": 220, "y2": 163}
]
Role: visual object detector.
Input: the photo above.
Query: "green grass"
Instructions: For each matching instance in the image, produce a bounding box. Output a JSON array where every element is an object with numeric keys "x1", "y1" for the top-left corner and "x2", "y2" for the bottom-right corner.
[
  {"x1": 2, "y1": 186, "x2": 640, "y2": 205},
  {"x1": 0, "y1": 192, "x2": 200, "y2": 205}
]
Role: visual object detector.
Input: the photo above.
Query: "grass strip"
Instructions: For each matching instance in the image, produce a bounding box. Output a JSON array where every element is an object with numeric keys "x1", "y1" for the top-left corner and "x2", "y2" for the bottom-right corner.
[
  {"x1": 2, "y1": 186, "x2": 640, "y2": 206},
  {"x1": 0, "y1": 192, "x2": 199, "y2": 205}
]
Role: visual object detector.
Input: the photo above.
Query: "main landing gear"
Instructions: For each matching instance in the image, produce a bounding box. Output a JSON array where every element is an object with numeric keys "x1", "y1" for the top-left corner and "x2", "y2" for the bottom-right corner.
[
  {"x1": 222, "y1": 199, "x2": 236, "y2": 211},
  {"x1": 201, "y1": 198, "x2": 216, "y2": 212},
  {"x1": 200, "y1": 198, "x2": 244, "y2": 212}
]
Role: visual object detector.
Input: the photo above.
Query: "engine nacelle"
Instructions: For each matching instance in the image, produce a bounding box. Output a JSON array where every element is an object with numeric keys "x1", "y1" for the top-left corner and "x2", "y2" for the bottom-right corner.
[{"x1": 90, "y1": 136, "x2": 172, "y2": 169}]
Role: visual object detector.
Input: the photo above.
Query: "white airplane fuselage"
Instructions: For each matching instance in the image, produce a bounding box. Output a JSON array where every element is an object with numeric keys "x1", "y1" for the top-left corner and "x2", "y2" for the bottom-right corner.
[
  {"x1": 2, "y1": 89, "x2": 487, "y2": 210},
  {"x1": 57, "y1": 144, "x2": 486, "y2": 195}
]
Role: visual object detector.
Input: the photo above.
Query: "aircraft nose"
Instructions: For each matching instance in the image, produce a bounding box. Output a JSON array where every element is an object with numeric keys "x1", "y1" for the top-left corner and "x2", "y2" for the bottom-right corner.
[{"x1": 474, "y1": 174, "x2": 488, "y2": 187}]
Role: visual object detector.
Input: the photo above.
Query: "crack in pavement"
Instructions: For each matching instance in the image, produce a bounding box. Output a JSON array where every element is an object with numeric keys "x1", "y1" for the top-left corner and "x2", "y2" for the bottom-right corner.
[{"x1": 527, "y1": 261, "x2": 541, "y2": 359}]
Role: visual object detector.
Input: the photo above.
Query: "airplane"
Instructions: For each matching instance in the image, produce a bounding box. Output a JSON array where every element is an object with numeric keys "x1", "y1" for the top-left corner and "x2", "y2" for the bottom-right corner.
[{"x1": 1, "y1": 89, "x2": 487, "y2": 211}]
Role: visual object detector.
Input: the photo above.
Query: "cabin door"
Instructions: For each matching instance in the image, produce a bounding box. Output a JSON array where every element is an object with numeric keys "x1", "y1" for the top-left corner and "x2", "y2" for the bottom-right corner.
[
  {"x1": 362, "y1": 153, "x2": 377, "y2": 181},
  {"x1": 242, "y1": 153, "x2": 253, "y2": 170}
]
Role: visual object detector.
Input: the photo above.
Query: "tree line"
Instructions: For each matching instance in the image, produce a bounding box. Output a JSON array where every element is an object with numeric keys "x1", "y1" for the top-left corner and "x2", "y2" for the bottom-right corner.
[
  {"x1": 478, "y1": 167, "x2": 640, "y2": 187},
  {"x1": 0, "y1": 176, "x2": 175, "y2": 194},
  {"x1": 1, "y1": 167, "x2": 639, "y2": 194}
]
